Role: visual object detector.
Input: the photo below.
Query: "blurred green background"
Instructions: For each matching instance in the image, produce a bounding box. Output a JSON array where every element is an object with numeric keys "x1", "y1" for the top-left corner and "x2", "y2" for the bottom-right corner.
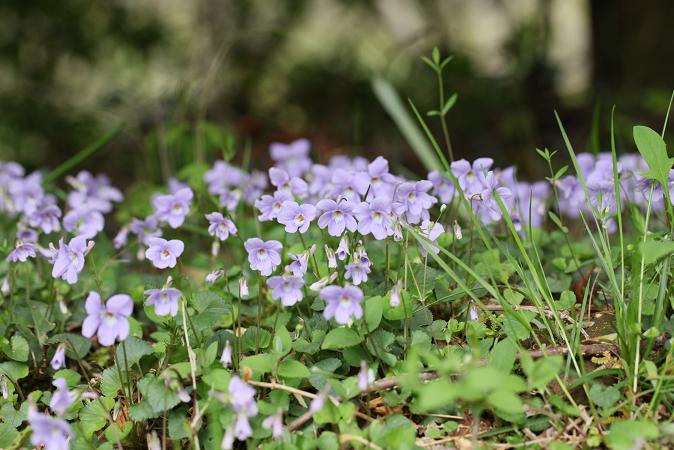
[{"x1": 0, "y1": 0, "x2": 672, "y2": 185}]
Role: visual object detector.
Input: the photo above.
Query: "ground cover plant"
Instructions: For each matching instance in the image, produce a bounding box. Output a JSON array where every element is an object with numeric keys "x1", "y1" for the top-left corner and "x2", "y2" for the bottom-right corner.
[{"x1": 1, "y1": 51, "x2": 674, "y2": 449}]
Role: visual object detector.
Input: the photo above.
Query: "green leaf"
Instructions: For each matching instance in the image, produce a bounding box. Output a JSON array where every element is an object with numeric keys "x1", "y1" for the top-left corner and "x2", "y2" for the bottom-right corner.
[
  {"x1": 441, "y1": 93, "x2": 458, "y2": 116},
  {"x1": 54, "y1": 369, "x2": 81, "y2": 388},
  {"x1": 240, "y1": 353, "x2": 277, "y2": 376},
  {"x1": 365, "y1": 296, "x2": 384, "y2": 332},
  {"x1": 489, "y1": 338, "x2": 518, "y2": 373},
  {"x1": 79, "y1": 397, "x2": 114, "y2": 437},
  {"x1": 100, "y1": 367, "x2": 124, "y2": 398},
  {"x1": 416, "y1": 378, "x2": 457, "y2": 410},
  {"x1": 589, "y1": 383, "x2": 621, "y2": 408},
  {"x1": 50, "y1": 333, "x2": 91, "y2": 359},
  {"x1": 606, "y1": 419, "x2": 659, "y2": 450},
  {"x1": 0, "y1": 361, "x2": 28, "y2": 381},
  {"x1": 1, "y1": 335, "x2": 29, "y2": 361},
  {"x1": 278, "y1": 359, "x2": 310, "y2": 379},
  {"x1": 641, "y1": 239, "x2": 674, "y2": 265},
  {"x1": 522, "y1": 355, "x2": 563, "y2": 391},
  {"x1": 116, "y1": 336, "x2": 153, "y2": 367},
  {"x1": 556, "y1": 290, "x2": 576, "y2": 310},
  {"x1": 0, "y1": 423, "x2": 19, "y2": 448},
  {"x1": 321, "y1": 328, "x2": 362, "y2": 350},
  {"x1": 488, "y1": 389, "x2": 524, "y2": 414},
  {"x1": 633, "y1": 125, "x2": 673, "y2": 189}
]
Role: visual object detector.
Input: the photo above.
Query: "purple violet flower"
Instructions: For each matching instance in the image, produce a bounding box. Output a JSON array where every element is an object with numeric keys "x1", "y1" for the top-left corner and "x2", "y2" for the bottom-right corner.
[
  {"x1": 255, "y1": 190, "x2": 293, "y2": 222},
  {"x1": 417, "y1": 220, "x2": 445, "y2": 256},
  {"x1": 50, "y1": 344, "x2": 66, "y2": 370},
  {"x1": 320, "y1": 284, "x2": 364, "y2": 324},
  {"x1": 393, "y1": 180, "x2": 437, "y2": 224},
  {"x1": 269, "y1": 139, "x2": 312, "y2": 177},
  {"x1": 63, "y1": 207, "x2": 104, "y2": 238},
  {"x1": 344, "y1": 261, "x2": 371, "y2": 286},
  {"x1": 228, "y1": 376, "x2": 258, "y2": 442},
  {"x1": 220, "y1": 341, "x2": 232, "y2": 368},
  {"x1": 287, "y1": 246, "x2": 314, "y2": 277},
  {"x1": 66, "y1": 171, "x2": 123, "y2": 213},
  {"x1": 152, "y1": 187, "x2": 193, "y2": 229},
  {"x1": 145, "y1": 237, "x2": 184, "y2": 269},
  {"x1": 262, "y1": 410, "x2": 284, "y2": 439},
  {"x1": 28, "y1": 408, "x2": 73, "y2": 450},
  {"x1": 277, "y1": 201, "x2": 316, "y2": 234},
  {"x1": 205, "y1": 212, "x2": 237, "y2": 241},
  {"x1": 244, "y1": 238, "x2": 282, "y2": 276},
  {"x1": 357, "y1": 361, "x2": 375, "y2": 391},
  {"x1": 451, "y1": 158, "x2": 493, "y2": 198},
  {"x1": 473, "y1": 172, "x2": 512, "y2": 224},
  {"x1": 51, "y1": 235, "x2": 93, "y2": 285},
  {"x1": 7, "y1": 240, "x2": 38, "y2": 263},
  {"x1": 27, "y1": 203, "x2": 62, "y2": 234},
  {"x1": 428, "y1": 170, "x2": 455, "y2": 204},
  {"x1": 315, "y1": 199, "x2": 357, "y2": 236},
  {"x1": 269, "y1": 167, "x2": 308, "y2": 198},
  {"x1": 353, "y1": 198, "x2": 394, "y2": 240},
  {"x1": 144, "y1": 287, "x2": 181, "y2": 317},
  {"x1": 336, "y1": 236, "x2": 350, "y2": 261},
  {"x1": 330, "y1": 169, "x2": 369, "y2": 202},
  {"x1": 266, "y1": 274, "x2": 304, "y2": 306},
  {"x1": 50, "y1": 378, "x2": 74, "y2": 416},
  {"x1": 81, "y1": 291, "x2": 133, "y2": 346}
]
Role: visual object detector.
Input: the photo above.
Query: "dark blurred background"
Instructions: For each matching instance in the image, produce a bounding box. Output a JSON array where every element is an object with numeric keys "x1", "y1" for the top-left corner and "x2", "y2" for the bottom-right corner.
[{"x1": 0, "y1": 0, "x2": 672, "y2": 185}]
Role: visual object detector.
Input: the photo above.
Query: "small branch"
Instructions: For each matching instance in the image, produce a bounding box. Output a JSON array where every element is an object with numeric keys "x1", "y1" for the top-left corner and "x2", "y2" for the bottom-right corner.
[
  {"x1": 525, "y1": 343, "x2": 618, "y2": 359},
  {"x1": 364, "y1": 372, "x2": 438, "y2": 394}
]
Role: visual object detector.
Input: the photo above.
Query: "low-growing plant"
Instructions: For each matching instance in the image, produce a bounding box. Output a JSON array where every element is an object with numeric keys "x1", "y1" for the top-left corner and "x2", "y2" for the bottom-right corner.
[{"x1": 1, "y1": 49, "x2": 674, "y2": 450}]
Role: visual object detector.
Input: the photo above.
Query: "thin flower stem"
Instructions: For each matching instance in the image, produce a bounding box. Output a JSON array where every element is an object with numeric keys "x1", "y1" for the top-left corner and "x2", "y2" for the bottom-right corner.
[{"x1": 121, "y1": 340, "x2": 133, "y2": 403}]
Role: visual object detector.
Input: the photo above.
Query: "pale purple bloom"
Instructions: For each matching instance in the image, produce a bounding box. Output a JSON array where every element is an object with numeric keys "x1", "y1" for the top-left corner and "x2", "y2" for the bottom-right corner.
[
  {"x1": 345, "y1": 261, "x2": 370, "y2": 286},
  {"x1": 205, "y1": 161, "x2": 246, "y2": 194},
  {"x1": 309, "y1": 387, "x2": 330, "y2": 413},
  {"x1": 63, "y1": 208, "x2": 104, "y2": 238},
  {"x1": 16, "y1": 227, "x2": 38, "y2": 242},
  {"x1": 277, "y1": 201, "x2": 316, "y2": 233},
  {"x1": 417, "y1": 220, "x2": 445, "y2": 256},
  {"x1": 307, "y1": 164, "x2": 332, "y2": 199},
  {"x1": 316, "y1": 199, "x2": 358, "y2": 236},
  {"x1": 81, "y1": 291, "x2": 133, "y2": 346},
  {"x1": 428, "y1": 170, "x2": 455, "y2": 204},
  {"x1": 556, "y1": 175, "x2": 586, "y2": 218},
  {"x1": 266, "y1": 275, "x2": 304, "y2": 306},
  {"x1": 393, "y1": 180, "x2": 437, "y2": 224},
  {"x1": 336, "y1": 236, "x2": 350, "y2": 261},
  {"x1": 66, "y1": 171, "x2": 123, "y2": 213},
  {"x1": 390, "y1": 280, "x2": 402, "y2": 307},
  {"x1": 255, "y1": 190, "x2": 293, "y2": 221},
  {"x1": 129, "y1": 216, "x2": 162, "y2": 246},
  {"x1": 287, "y1": 247, "x2": 314, "y2": 277},
  {"x1": 330, "y1": 169, "x2": 369, "y2": 202},
  {"x1": 473, "y1": 172, "x2": 512, "y2": 224},
  {"x1": 228, "y1": 376, "x2": 258, "y2": 442},
  {"x1": 27, "y1": 203, "x2": 62, "y2": 234},
  {"x1": 262, "y1": 410, "x2": 284, "y2": 439},
  {"x1": 451, "y1": 158, "x2": 493, "y2": 198},
  {"x1": 269, "y1": 139, "x2": 312, "y2": 177},
  {"x1": 50, "y1": 344, "x2": 66, "y2": 370},
  {"x1": 113, "y1": 226, "x2": 129, "y2": 249},
  {"x1": 51, "y1": 235, "x2": 92, "y2": 284},
  {"x1": 206, "y1": 212, "x2": 238, "y2": 241},
  {"x1": 218, "y1": 188, "x2": 241, "y2": 212},
  {"x1": 239, "y1": 277, "x2": 249, "y2": 297},
  {"x1": 242, "y1": 170, "x2": 268, "y2": 205},
  {"x1": 320, "y1": 284, "x2": 364, "y2": 324},
  {"x1": 9, "y1": 171, "x2": 44, "y2": 216},
  {"x1": 469, "y1": 304, "x2": 479, "y2": 321},
  {"x1": 244, "y1": 238, "x2": 282, "y2": 276},
  {"x1": 28, "y1": 408, "x2": 73, "y2": 450},
  {"x1": 50, "y1": 378, "x2": 74, "y2": 416},
  {"x1": 205, "y1": 269, "x2": 225, "y2": 284},
  {"x1": 366, "y1": 156, "x2": 396, "y2": 198},
  {"x1": 354, "y1": 198, "x2": 393, "y2": 240},
  {"x1": 357, "y1": 361, "x2": 375, "y2": 391},
  {"x1": 220, "y1": 341, "x2": 232, "y2": 368},
  {"x1": 325, "y1": 245, "x2": 337, "y2": 269},
  {"x1": 514, "y1": 181, "x2": 550, "y2": 230},
  {"x1": 269, "y1": 167, "x2": 308, "y2": 198},
  {"x1": 144, "y1": 287, "x2": 181, "y2": 317},
  {"x1": 7, "y1": 240, "x2": 37, "y2": 262},
  {"x1": 145, "y1": 238, "x2": 184, "y2": 269},
  {"x1": 152, "y1": 187, "x2": 193, "y2": 228}
]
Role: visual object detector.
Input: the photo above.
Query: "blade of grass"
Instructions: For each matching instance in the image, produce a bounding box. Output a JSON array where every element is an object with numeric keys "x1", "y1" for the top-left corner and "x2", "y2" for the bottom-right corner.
[{"x1": 44, "y1": 124, "x2": 124, "y2": 184}]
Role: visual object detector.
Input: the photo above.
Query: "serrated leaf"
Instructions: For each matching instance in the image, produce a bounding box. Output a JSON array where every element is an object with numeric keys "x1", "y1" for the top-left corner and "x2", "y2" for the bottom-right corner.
[
  {"x1": 640, "y1": 239, "x2": 674, "y2": 265},
  {"x1": 115, "y1": 336, "x2": 153, "y2": 367}
]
